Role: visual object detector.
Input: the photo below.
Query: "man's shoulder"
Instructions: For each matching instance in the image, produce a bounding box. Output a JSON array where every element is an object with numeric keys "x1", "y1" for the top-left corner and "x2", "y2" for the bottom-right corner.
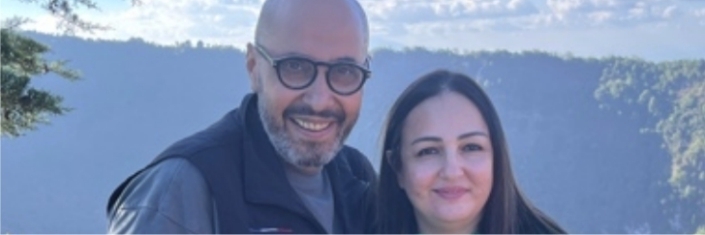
[
  {"x1": 338, "y1": 145, "x2": 366, "y2": 163},
  {"x1": 340, "y1": 145, "x2": 365, "y2": 156},
  {"x1": 108, "y1": 158, "x2": 215, "y2": 233},
  {"x1": 159, "y1": 108, "x2": 245, "y2": 160},
  {"x1": 339, "y1": 146, "x2": 369, "y2": 164},
  {"x1": 117, "y1": 158, "x2": 208, "y2": 208},
  {"x1": 107, "y1": 108, "x2": 245, "y2": 216}
]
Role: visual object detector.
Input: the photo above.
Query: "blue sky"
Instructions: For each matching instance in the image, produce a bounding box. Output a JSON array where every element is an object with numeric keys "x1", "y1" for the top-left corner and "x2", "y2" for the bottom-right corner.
[{"x1": 2, "y1": 0, "x2": 705, "y2": 61}]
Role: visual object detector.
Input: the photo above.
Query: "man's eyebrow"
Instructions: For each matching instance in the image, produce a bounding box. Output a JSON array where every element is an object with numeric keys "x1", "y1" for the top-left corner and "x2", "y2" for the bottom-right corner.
[
  {"x1": 275, "y1": 52, "x2": 362, "y2": 64},
  {"x1": 331, "y1": 57, "x2": 359, "y2": 64},
  {"x1": 275, "y1": 51, "x2": 308, "y2": 59}
]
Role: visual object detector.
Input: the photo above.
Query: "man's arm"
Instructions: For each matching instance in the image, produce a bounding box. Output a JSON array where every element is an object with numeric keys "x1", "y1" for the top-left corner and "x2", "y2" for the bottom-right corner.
[{"x1": 108, "y1": 158, "x2": 215, "y2": 234}]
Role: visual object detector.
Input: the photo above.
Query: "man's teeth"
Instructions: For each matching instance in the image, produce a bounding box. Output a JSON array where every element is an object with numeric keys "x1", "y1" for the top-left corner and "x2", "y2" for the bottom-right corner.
[{"x1": 293, "y1": 118, "x2": 330, "y2": 131}]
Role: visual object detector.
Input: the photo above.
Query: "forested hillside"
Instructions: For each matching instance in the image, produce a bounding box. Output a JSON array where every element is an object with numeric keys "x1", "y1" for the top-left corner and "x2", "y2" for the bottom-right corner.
[{"x1": 1, "y1": 33, "x2": 702, "y2": 233}]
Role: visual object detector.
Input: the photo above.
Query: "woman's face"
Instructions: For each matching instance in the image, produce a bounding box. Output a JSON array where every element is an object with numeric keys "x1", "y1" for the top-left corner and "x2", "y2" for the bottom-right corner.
[{"x1": 397, "y1": 91, "x2": 493, "y2": 233}]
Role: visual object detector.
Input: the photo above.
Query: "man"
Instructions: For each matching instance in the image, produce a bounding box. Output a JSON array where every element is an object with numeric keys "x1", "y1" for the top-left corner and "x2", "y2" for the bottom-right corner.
[{"x1": 106, "y1": 0, "x2": 376, "y2": 233}]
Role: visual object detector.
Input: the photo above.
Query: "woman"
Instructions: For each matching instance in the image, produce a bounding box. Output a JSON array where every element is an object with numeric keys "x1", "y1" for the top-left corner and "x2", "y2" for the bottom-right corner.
[{"x1": 375, "y1": 69, "x2": 566, "y2": 234}]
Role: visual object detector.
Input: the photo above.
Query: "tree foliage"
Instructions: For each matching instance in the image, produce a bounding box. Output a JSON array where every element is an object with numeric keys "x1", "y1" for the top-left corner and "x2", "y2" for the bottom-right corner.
[
  {"x1": 1, "y1": 28, "x2": 80, "y2": 137},
  {"x1": 1, "y1": 0, "x2": 138, "y2": 137},
  {"x1": 595, "y1": 58, "x2": 705, "y2": 232}
]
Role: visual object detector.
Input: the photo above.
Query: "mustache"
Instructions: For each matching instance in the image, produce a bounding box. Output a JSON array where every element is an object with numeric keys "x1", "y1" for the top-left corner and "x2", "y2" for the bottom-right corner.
[{"x1": 284, "y1": 103, "x2": 345, "y2": 123}]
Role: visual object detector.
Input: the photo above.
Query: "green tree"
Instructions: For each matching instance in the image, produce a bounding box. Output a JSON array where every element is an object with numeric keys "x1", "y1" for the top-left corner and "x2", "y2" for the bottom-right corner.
[
  {"x1": 595, "y1": 58, "x2": 705, "y2": 233},
  {"x1": 1, "y1": 28, "x2": 80, "y2": 137},
  {"x1": 1, "y1": 0, "x2": 137, "y2": 137}
]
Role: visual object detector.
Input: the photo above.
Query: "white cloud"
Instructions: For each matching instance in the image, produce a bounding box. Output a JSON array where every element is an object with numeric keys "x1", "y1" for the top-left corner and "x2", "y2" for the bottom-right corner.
[
  {"x1": 18, "y1": 0, "x2": 263, "y2": 47},
  {"x1": 375, "y1": 23, "x2": 705, "y2": 61},
  {"x1": 695, "y1": 7, "x2": 705, "y2": 25},
  {"x1": 588, "y1": 10, "x2": 613, "y2": 24},
  {"x1": 16, "y1": 0, "x2": 701, "y2": 45},
  {"x1": 361, "y1": 0, "x2": 702, "y2": 40},
  {"x1": 696, "y1": 8, "x2": 705, "y2": 17},
  {"x1": 693, "y1": 7, "x2": 705, "y2": 21},
  {"x1": 662, "y1": 5, "x2": 677, "y2": 18},
  {"x1": 361, "y1": 0, "x2": 539, "y2": 23},
  {"x1": 114, "y1": 0, "x2": 262, "y2": 45},
  {"x1": 9, "y1": 0, "x2": 704, "y2": 60},
  {"x1": 544, "y1": 0, "x2": 684, "y2": 27},
  {"x1": 361, "y1": 0, "x2": 541, "y2": 38},
  {"x1": 360, "y1": 0, "x2": 703, "y2": 61}
]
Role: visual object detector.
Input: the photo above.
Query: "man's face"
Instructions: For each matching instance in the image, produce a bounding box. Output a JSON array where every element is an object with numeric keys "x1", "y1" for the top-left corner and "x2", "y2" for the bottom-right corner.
[{"x1": 248, "y1": 1, "x2": 367, "y2": 174}]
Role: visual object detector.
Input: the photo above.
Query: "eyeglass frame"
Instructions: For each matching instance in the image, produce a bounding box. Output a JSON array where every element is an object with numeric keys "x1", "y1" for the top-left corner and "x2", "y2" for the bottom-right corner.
[{"x1": 254, "y1": 43, "x2": 372, "y2": 96}]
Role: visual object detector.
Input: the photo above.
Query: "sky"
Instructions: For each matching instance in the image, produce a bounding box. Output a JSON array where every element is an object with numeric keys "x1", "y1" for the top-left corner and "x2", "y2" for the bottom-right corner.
[{"x1": 2, "y1": 0, "x2": 705, "y2": 61}]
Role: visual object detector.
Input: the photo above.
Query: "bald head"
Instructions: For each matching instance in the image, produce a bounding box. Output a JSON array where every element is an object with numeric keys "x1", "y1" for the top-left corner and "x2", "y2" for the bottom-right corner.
[
  {"x1": 254, "y1": 0, "x2": 369, "y2": 51},
  {"x1": 245, "y1": 0, "x2": 370, "y2": 175}
]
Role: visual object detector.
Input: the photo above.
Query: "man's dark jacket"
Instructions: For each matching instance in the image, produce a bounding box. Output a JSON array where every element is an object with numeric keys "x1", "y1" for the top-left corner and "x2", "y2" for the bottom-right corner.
[{"x1": 107, "y1": 94, "x2": 376, "y2": 233}]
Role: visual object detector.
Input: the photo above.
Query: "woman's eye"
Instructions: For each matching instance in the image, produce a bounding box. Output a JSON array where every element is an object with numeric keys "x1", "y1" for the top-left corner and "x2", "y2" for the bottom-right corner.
[
  {"x1": 416, "y1": 147, "x2": 439, "y2": 157},
  {"x1": 462, "y1": 143, "x2": 483, "y2": 152}
]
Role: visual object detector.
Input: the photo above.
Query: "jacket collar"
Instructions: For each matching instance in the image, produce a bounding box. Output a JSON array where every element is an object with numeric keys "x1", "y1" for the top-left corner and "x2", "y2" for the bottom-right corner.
[
  {"x1": 239, "y1": 94, "x2": 326, "y2": 232},
  {"x1": 239, "y1": 94, "x2": 309, "y2": 211},
  {"x1": 325, "y1": 150, "x2": 366, "y2": 233}
]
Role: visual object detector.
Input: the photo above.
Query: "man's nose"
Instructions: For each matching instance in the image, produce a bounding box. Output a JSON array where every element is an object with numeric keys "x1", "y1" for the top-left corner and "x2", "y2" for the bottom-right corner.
[{"x1": 301, "y1": 67, "x2": 335, "y2": 112}]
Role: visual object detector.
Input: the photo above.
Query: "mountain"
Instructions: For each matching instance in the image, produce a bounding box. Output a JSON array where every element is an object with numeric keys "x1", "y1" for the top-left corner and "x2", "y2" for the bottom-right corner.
[{"x1": 1, "y1": 32, "x2": 700, "y2": 233}]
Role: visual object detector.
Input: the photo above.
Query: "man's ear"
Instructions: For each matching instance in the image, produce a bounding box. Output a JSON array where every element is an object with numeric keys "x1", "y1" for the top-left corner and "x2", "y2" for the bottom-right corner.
[{"x1": 246, "y1": 43, "x2": 260, "y2": 92}]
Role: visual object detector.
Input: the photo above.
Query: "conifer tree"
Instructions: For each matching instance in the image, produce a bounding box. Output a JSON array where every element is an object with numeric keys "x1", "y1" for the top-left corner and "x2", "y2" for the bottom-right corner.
[
  {"x1": 1, "y1": 0, "x2": 138, "y2": 137},
  {"x1": 1, "y1": 27, "x2": 80, "y2": 137}
]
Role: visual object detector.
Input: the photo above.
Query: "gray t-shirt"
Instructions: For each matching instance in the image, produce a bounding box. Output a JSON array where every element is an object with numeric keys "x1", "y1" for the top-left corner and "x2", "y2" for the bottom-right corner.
[{"x1": 284, "y1": 167, "x2": 339, "y2": 233}]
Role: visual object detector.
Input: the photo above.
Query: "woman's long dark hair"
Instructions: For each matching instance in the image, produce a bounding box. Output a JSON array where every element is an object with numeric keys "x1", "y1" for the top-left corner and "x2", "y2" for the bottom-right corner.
[{"x1": 375, "y1": 69, "x2": 566, "y2": 234}]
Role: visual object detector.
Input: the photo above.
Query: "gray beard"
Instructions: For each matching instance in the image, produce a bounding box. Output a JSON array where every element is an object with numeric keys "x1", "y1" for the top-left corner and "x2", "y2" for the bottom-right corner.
[{"x1": 257, "y1": 98, "x2": 344, "y2": 169}]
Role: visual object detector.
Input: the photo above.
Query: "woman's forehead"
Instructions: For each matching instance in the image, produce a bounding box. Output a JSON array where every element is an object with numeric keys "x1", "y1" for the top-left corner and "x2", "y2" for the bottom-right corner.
[{"x1": 402, "y1": 92, "x2": 489, "y2": 142}]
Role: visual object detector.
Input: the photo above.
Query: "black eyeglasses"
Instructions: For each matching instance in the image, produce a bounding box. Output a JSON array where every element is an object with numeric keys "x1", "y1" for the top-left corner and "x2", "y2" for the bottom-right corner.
[{"x1": 255, "y1": 44, "x2": 372, "y2": 96}]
